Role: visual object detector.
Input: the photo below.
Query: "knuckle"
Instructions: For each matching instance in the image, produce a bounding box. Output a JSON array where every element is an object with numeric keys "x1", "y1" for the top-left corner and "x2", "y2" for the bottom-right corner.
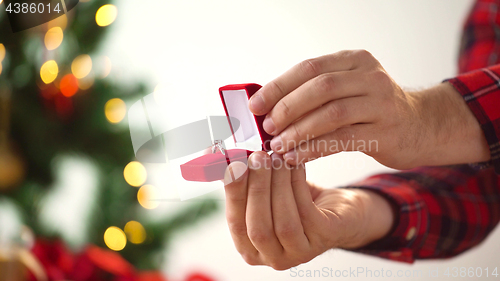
[
  {"x1": 325, "y1": 101, "x2": 347, "y2": 121},
  {"x1": 241, "y1": 252, "x2": 260, "y2": 266},
  {"x1": 315, "y1": 73, "x2": 336, "y2": 94},
  {"x1": 275, "y1": 223, "x2": 299, "y2": 240},
  {"x1": 248, "y1": 183, "x2": 269, "y2": 195},
  {"x1": 299, "y1": 58, "x2": 321, "y2": 77},
  {"x1": 335, "y1": 50, "x2": 352, "y2": 59},
  {"x1": 335, "y1": 128, "x2": 352, "y2": 144},
  {"x1": 270, "y1": 261, "x2": 292, "y2": 271},
  {"x1": 289, "y1": 122, "x2": 303, "y2": 141},
  {"x1": 226, "y1": 218, "x2": 248, "y2": 237},
  {"x1": 370, "y1": 69, "x2": 392, "y2": 90},
  {"x1": 248, "y1": 228, "x2": 271, "y2": 245},
  {"x1": 354, "y1": 49, "x2": 374, "y2": 61},
  {"x1": 276, "y1": 99, "x2": 292, "y2": 121},
  {"x1": 269, "y1": 80, "x2": 286, "y2": 100}
]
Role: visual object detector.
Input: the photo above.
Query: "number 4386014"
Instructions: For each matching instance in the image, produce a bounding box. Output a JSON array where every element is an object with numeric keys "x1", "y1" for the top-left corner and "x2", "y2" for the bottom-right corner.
[
  {"x1": 5, "y1": 2, "x2": 62, "y2": 14},
  {"x1": 443, "y1": 267, "x2": 498, "y2": 278}
]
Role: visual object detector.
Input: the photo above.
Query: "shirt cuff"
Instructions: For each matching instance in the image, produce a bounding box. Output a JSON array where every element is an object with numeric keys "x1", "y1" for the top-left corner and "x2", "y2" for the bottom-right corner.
[
  {"x1": 445, "y1": 65, "x2": 500, "y2": 174},
  {"x1": 343, "y1": 175, "x2": 429, "y2": 263}
]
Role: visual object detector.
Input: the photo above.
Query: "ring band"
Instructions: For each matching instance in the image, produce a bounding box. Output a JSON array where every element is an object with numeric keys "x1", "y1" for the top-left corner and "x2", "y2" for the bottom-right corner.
[{"x1": 211, "y1": 140, "x2": 226, "y2": 156}]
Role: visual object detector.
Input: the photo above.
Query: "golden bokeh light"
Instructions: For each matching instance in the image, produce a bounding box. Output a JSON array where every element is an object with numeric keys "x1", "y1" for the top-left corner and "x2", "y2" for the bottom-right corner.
[
  {"x1": 44, "y1": 27, "x2": 63, "y2": 50},
  {"x1": 0, "y1": 44, "x2": 5, "y2": 61},
  {"x1": 124, "y1": 161, "x2": 147, "y2": 187},
  {"x1": 40, "y1": 60, "x2": 59, "y2": 84},
  {"x1": 124, "y1": 221, "x2": 146, "y2": 244},
  {"x1": 71, "y1": 54, "x2": 92, "y2": 79},
  {"x1": 47, "y1": 14, "x2": 67, "y2": 30},
  {"x1": 104, "y1": 98, "x2": 126, "y2": 123},
  {"x1": 137, "y1": 184, "x2": 159, "y2": 209},
  {"x1": 0, "y1": 63, "x2": 2, "y2": 76},
  {"x1": 103, "y1": 226, "x2": 127, "y2": 251},
  {"x1": 96, "y1": 4, "x2": 117, "y2": 27},
  {"x1": 78, "y1": 71, "x2": 95, "y2": 90}
]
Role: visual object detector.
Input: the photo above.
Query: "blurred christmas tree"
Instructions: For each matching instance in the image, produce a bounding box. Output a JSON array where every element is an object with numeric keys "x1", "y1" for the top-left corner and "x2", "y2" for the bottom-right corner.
[{"x1": 0, "y1": 0, "x2": 218, "y2": 274}]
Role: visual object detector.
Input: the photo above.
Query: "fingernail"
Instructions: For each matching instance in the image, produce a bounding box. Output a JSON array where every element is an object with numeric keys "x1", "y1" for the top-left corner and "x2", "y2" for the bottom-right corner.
[
  {"x1": 224, "y1": 163, "x2": 247, "y2": 185},
  {"x1": 248, "y1": 152, "x2": 266, "y2": 170},
  {"x1": 263, "y1": 115, "x2": 276, "y2": 135},
  {"x1": 249, "y1": 94, "x2": 265, "y2": 114},
  {"x1": 283, "y1": 150, "x2": 297, "y2": 164},
  {"x1": 270, "y1": 135, "x2": 282, "y2": 152}
]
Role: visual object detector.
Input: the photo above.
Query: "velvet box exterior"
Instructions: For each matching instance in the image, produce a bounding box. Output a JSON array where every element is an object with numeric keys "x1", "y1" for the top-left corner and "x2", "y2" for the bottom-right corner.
[{"x1": 180, "y1": 83, "x2": 272, "y2": 182}]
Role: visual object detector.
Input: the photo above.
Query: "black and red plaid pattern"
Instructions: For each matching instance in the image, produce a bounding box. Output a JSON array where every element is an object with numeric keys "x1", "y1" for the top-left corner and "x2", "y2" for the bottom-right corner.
[
  {"x1": 345, "y1": 0, "x2": 500, "y2": 263},
  {"x1": 348, "y1": 165, "x2": 500, "y2": 263},
  {"x1": 448, "y1": 66, "x2": 500, "y2": 173}
]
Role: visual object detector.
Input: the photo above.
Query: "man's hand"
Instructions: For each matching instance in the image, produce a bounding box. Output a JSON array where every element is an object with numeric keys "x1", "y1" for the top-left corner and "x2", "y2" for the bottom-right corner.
[
  {"x1": 223, "y1": 151, "x2": 394, "y2": 270},
  {"x1": 249, "y1": 50, "x2": 490, "y2": 169}
]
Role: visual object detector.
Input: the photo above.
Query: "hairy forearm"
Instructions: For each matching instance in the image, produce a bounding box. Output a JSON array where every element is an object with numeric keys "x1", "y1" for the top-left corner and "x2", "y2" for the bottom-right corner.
[{"x1": 411, "y1": 82, "x2": 490, "y2": 166}]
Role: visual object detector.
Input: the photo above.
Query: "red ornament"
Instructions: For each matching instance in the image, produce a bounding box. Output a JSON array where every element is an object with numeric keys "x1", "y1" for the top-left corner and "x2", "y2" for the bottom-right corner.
[
  {"x1": 28, "y1": 238, "x2": 168, "y2": 281},
  {"x1": 184, "y1": 272, "x2": 215, "y2": 281}
]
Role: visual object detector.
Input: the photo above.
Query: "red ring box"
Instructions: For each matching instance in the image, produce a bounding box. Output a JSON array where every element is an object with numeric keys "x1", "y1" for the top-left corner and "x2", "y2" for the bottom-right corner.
[{"x1": 180, "y1": 83, "x2": 272, "y2": 182}]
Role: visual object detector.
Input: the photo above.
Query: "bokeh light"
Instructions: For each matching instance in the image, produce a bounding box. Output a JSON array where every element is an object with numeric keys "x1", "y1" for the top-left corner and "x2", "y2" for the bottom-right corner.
[
  {"x1": 96, "y1": 5, "x2": 117, "y2": 27},
  {"x1": 124, "y1": 221, "x2": 146, "y2": 244},
  {"x1": 0, "y1": 44, "x2": 5, "y2": 61},
  {"x1": 104, "y1": 98, "x2": 126, "y2": 123},
  {"x1": 47, "y1": 14, "x2": 67, "y2": 30},
  {"x1": 153, "y1": 83, "x2": 168, "y2": 104},
  {"x1": 123, "y1": 161, "x2": 147, "y2": 187},
  {"x1": 0, "y1": 63, "x2": 3, "y2": 76},
  {"x1": 44, "y1": 27, "x2": 63, "y2": 50},
  {"x1": 60, "y1": 74, "x2": 79, "y2": 97},
  {"x1": 40, "y1": 60, "x2": 59, "y2": 84},
  {"x1": 103, "y1": 226, "x2": 127, "y2": 251},
  {"x1": 137, "y1": 184, "x2": 159, "y2": 209},
  {"x1": 154, "y1": 83, "x2": 164, "y2": 94},
  {"x1": 71, "y1": 54, "x2": 92, "y2": 79},
  {"x1": 99, "y1": 56, "x2": 112, "y2": 78},
  {"x1": 78, "y1": 71, "x2": 95, "y2": 90}
]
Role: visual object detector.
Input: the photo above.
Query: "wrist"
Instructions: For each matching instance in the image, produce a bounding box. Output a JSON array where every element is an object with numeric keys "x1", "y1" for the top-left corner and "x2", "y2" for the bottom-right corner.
[
  {"x1": 409, "y1": 83, "x2": 490, "y2": 166},
  {"x1": 341, "y1": 189, "x2": 395, "y2": 249}
]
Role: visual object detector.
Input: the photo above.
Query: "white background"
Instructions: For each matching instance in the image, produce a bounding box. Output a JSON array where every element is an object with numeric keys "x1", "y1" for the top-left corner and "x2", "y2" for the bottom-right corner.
[{"x1": 42, "y1": 0, "x2": 500, "y2": 280}]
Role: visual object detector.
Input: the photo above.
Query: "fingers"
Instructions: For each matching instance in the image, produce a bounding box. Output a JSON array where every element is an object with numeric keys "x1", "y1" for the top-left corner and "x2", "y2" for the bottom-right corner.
[
  {"x1": 224, "y1": 152, "x2": 332, "y2": 269},
  {"x1": 271, "y1": 96, "x2": 377, "y2": 153},
  {"x1": 270, "y1": 153, "x2": 309, "y2": 253},
  {"x1": 263, "y1": 70, "x2": 370, "y2": 136},
  {"x1": 249, "y1": 50, "x2": 372, "y2": 116},
  {"x1": 223, "y1": 162, "x2": 262, "y2": 264},
  {"x1": 289, "y1": 164, "x2": 325, "y2": 242},
  {"x1": 245, "y1": 152, "x2": 284, "y2": 258},
  {"x1": 282, "y1": 124, "x2": 375, "y2": 165}
]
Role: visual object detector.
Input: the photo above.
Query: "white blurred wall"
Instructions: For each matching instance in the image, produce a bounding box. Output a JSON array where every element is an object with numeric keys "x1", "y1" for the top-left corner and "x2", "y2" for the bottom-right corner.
[{"x1": 99, "y1": 0, "x2": 500, "y2": 280}]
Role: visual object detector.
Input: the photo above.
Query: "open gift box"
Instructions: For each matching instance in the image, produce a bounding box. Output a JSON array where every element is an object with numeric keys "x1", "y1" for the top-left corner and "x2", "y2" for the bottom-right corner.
[{"x1": 180, "y1": 83, "x2": 273, "y2": 182}]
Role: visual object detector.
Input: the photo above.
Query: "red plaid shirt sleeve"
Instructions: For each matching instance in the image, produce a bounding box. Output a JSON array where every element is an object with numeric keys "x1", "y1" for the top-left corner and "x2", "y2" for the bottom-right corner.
[
  {"x1": 346, "y1": 165, "x2": 500, "y2": 263},
  {"x1": 345, "y1": 0, "x2": 500, "y2": 263}
]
